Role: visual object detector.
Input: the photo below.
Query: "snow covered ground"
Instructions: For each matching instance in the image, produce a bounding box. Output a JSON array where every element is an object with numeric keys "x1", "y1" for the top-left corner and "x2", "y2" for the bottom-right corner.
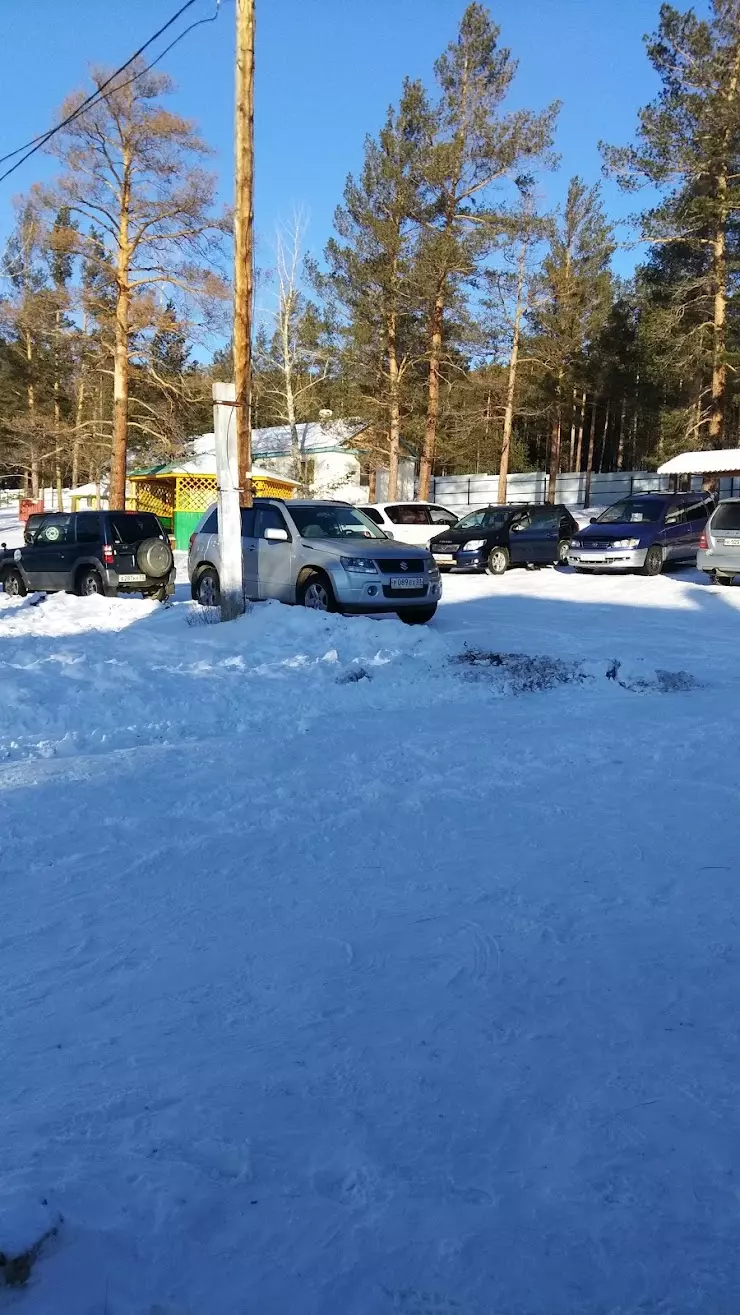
[{"x1": 3, "y1": 523, "x2": 740, "y2": 1314}]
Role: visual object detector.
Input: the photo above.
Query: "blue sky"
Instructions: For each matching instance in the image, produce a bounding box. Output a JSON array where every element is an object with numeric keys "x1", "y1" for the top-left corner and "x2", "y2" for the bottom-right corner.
[{"x1": 0, "y1": 0, "x2": 702, "y2": 279}]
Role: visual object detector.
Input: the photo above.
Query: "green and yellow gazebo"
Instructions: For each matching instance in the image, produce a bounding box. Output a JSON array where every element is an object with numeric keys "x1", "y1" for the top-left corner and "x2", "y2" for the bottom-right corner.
[{"x1": 129, "y1": 459, "x2": 298, "y2": 549}]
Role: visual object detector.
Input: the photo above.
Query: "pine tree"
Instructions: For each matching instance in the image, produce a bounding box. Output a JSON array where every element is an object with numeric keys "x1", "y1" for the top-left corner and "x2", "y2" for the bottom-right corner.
[
  {"x1": 321, "y1": 80, "x2": 431, "y2": 498},
  {"x1": 415, "y1": 3, "x2": 558, "y2": 497},
  {"x1": 603, "y1": 0, "x2": 740, "y2": 447},
  {"x1": 530, "y1": 178, "x2": 614, "y2": 500}
]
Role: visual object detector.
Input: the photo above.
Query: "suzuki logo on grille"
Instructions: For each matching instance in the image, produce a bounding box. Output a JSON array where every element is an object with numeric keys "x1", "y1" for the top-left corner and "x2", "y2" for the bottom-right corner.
[{"x1": 400, "y1": 561, "x2": 408, "y2": 570}]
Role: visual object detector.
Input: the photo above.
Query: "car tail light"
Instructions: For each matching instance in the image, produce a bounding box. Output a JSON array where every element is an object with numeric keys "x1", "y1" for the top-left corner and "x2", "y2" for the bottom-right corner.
[
  {"x1": 102, "y1": 544, "x2": 114, "y2": 565},
  {"x1": 699, "y1": 529, "x2": 708, "y2": 550}
]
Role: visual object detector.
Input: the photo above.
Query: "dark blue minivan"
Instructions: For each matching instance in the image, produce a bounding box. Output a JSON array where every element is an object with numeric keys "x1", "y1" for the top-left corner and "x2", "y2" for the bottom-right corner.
[{"x1": 568, "y1": 492, "x2": 715, "y2": 576}]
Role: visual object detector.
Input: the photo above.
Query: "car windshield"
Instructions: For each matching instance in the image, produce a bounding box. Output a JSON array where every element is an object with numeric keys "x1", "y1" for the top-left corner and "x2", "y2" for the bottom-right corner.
[
  {"x1": 595, "y1": 499, "x2": 665, "y2": 525},
  {"x1": 456, "y1": 507, "x2": 513, "y2": 530},
  {"x1": 289, "y1": 505, "x2": 385, "y2": 540}
]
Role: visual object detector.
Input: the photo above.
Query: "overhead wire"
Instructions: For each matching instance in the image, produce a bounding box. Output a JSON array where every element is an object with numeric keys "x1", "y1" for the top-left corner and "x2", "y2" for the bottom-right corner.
[{"x1": 0, "y1": 0, "x2": 221, "y2": 186}]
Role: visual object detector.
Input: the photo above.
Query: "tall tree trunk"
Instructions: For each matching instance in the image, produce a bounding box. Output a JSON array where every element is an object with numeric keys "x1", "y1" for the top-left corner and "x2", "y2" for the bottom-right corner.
[
  {"x1": 499, "y1": 235, "x2": 526, "y2": 504},
  {"x1": 568, "y1": 387, "x2": 577, "y2": 470},
  {"x1": 584, "y1": 397, "x2": 598, "y2": 507},
  {"x1": 72, "y1": 363, "x2": 86, "y2": 493},
  {"x1": 598, "y1": 401, "x2": 610, "y2": 473},
  {"x1": 110, "y1": 165, "x2": 131, "y2": 510},
  {"x1": 25, "y1": 328, "x2": 39, "y2": 501},
  {"x1": 708, "y1": 39, "x2": 740, "y2": 447},
  {"x1": 280, "y1": 300, "x2": 302, "y2": 491},
  {"x1": 547, "y1": 407, "x2": 561, "y2": 502},
  {"x1": 631, "y1": 373, "x2": 640, "y2": 468},
  {"x1": 547, "y1": 369, "x2": 564, "y2": 502},
  {"x1": 709, "y1": 203, "x2": 727, "y2": 447},
  {"x1": 54, "y1": 307, "x2": 63, "y2": 510},
  {"x1": 419, "y1": 289, "x2": 444, "y2": 501},
  {"x1": 480, "y1": 387, "x2": 492, "y2": 475},
  {"x1": 575, "y1": 390, "x2": 586, "y2": 472},
  {"x1": 616, "y1": 397, "x2": 627, "y2": 471},
  {"x1": 387, "y1": 310, "x2": 401, "y2": 500}
]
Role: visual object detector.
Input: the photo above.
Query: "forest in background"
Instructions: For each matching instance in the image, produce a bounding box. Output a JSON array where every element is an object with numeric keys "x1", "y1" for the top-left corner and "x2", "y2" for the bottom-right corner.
[{"x1": 2, "y1": 0, "x2": 740, "y2": 503}]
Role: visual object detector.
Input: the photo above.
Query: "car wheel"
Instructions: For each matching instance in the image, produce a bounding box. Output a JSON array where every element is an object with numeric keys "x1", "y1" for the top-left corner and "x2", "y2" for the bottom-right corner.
[
  {"x1": 557, "y1": 539, "x2": 570, "y2": 565},
  {"x1": 196, "y1": 568, "x2": 220, "y2": 607},
  {"x1": 397, "y1": 605, "x2": 437, "y2": 625},
  {"x1": 298, "y1": 571, "x2": 336, "y2": 612},
  {"x1": 3, "y1": 569, "x2": 27, "y2": 598},
  {"x1": 641, "y1": 545, "x2": 663, "y2": 577},
  {"x1": 77, "y1": 568, "x2": 105, "y2": 597},
  {"x1": 486, "y1": 546, "x2": 510, "y2": 576}
]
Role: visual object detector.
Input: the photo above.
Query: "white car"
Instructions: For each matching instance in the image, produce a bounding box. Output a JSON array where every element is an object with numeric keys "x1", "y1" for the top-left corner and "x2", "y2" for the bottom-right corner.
[{"x1": 357, "y1": 501, "x2": 459, "y2": 547}]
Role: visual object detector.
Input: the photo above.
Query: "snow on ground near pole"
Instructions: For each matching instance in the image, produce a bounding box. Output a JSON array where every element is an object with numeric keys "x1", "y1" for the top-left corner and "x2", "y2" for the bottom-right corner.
[{"x1": 3, "y1": 566, "x2": 740, "y2": 1313}]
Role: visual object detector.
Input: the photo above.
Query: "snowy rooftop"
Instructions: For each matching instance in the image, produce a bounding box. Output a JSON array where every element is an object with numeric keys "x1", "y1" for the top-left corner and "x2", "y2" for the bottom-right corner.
[
  {"x1": 189, "y1": 419, "x2": 368, "y2": 464},
  {"x1": 658, "y1": 448, "x2": 740, "y2": 475}
]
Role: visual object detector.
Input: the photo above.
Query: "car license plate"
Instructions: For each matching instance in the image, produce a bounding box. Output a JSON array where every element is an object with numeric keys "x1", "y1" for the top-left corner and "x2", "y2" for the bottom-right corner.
[
  {"x1": 433, "y1": 553, "x2": 455, "y2": 563},
  {"x1": 390, "y1": 575, "x2": 424, "y2": 589},
  {"x1": 724, "y1": 537, "x2": 740, "y2": 546},
  {"x1": 118, "y1": 573, "x2": 146, "y2": 583},
  {"x1": 585, "y1": 556, "x2": 605, "y2": 563}
]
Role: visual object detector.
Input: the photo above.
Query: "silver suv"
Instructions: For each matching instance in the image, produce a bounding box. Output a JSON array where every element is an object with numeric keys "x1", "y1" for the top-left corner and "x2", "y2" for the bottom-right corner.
[{"x1": 188, "y1": 499, "x2": 442, "y2": 624}]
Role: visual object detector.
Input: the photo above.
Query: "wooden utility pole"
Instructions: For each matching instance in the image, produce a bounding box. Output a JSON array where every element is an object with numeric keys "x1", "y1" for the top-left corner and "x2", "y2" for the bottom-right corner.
[{"x1": 234, "y1": 0, "x2": 255, "y2": 508}]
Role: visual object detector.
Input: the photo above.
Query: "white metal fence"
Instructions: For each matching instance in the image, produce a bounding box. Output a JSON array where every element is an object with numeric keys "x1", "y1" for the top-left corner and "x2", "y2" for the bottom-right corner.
[{"x1": 429, "y1": 469, "x2": 739, "y2": 514}]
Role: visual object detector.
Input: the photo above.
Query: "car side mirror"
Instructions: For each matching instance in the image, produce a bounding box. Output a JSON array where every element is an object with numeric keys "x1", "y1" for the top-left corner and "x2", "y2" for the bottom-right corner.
[
  {"x1": 589, "y1": 517, "x2": 599, "y2": 524},
  {"x1": 264, "y1": 527, "x2": 288, "y2": 542},
  {"x1": 383, "y1": 529, "x2": 395, "y2": 539}
]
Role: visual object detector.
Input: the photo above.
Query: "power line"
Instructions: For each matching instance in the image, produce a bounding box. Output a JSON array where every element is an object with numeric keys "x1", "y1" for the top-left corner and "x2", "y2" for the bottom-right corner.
[{"x1": 0, "y1": 0, "x2": 220, "y2": 187}]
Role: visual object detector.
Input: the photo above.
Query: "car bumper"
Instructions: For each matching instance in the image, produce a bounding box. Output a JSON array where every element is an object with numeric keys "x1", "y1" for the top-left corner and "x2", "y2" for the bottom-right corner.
[
  {"x1": 568, "y1": 547, "x2": 648, "y2": 571},
  {"x1": 698, "y1": 548, "x2": 740, "y2": 575},
  {"x1": 432, "y1": 549, "x2": 486, "y2": 571},
  {"x1": 105, "y1": 569, "x2": 176, "y2": 596},
  {"x1": 331, "y1": 572, "x2": 442, "y2": 611}
]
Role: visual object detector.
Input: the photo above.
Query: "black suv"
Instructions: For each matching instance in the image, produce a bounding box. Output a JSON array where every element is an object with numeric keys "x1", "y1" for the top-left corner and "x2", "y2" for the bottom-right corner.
[
  {"x1": 0, "y1": 510, "x2": 175, "y2": 600},
  {"x1": 430, "y1": 503, "x2": 578, "y2": 575}
]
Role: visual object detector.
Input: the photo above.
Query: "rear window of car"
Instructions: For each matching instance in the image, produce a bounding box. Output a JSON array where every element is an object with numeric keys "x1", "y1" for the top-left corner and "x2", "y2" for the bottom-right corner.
[
  {"x1": 712, "y1": 502, "x2": 740, "y2": 531},
  {"x1": 386, "y1": 505, "x2": 431, "y2": 525},
  {"x1": 109, "y1": 513, "x2": 163, "y2": 543}
]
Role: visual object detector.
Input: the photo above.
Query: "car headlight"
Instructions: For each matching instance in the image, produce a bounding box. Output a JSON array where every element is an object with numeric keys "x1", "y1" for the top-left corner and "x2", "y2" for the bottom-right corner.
[
  {"x1": 462, "y1": 539, "x2": 486, "y2": 551},
  {"x1": 570, "y1": 540, "x2": 581, "y2": 550},
  {"x1": 611, "y1": 538, "x2": 641, "y2": 549},
  {"x1": 340, "y1": 556, "x2": 379, "y2": 574}
]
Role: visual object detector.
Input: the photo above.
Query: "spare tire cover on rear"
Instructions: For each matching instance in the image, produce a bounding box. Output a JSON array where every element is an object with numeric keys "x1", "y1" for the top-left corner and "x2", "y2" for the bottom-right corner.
[{"x1": 137, "y1": 537, "x2": 174, "y2": 578}]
